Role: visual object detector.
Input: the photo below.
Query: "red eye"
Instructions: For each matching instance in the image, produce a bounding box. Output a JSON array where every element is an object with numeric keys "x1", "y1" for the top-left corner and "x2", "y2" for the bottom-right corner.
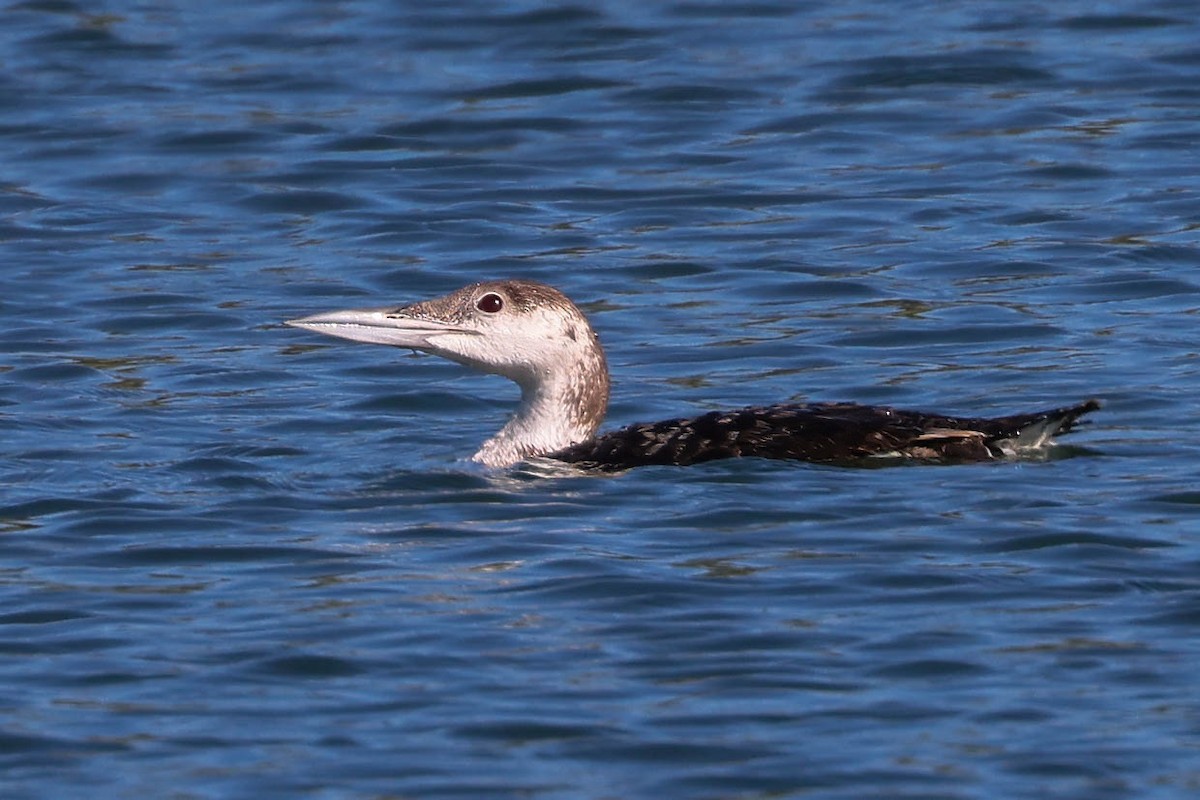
[{"x1": 476, "y1": 293, "x2": 504, "y2": 313}]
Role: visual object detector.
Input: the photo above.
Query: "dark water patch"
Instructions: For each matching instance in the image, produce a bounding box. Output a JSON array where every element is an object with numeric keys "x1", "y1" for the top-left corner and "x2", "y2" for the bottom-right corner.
[
  {"x1": 152, "y1": 129, "x2": 274, "y2": 152},
  {"x1": 226, "y1": 29, "x2": 356, "y2": 51},
  {"x1": 74, "y1": 545, "x2": 358, "y2": 568},
  {"x1": 1147, "y1": 491, "x2": 1200, "y2": 507},
  {"x1": 172, "y1": 456, "x2": 263, "y2": 475},
  {"x1": 974, "y1": 707, "x2": 1055, "y2": 724},
  {"x1": 1022, "y1": 163, "x2": 1114, "y2": 180},
  {"x1": 344, "y1": 389, "x2": 482, "y2": 415},
  {"x1": 379, "y1": 115, "x2": 580, "y2": 139},
  {"x1": 832, "y1": 51, "x2": 1055, "y2": 90},
  {"x1": 62, "y1": 669, "x2": 177, "y2": 687},
  {"x1": 245, "y1": 166, "x2": 383, "y2": 192},
  {"x1": 198, "y1": 70, "x2": 349, "y2": 95},
  {"x1": 454, "y1": 719, "x2": 608, "y2": 744},
  {"x1": 252, "y1": 654, "x2": 367, "y2": 679},
  {"x1": 25, "y1": 27, "x2": 173, "y2": 60},
  {"x1": 97, "y1": 310, "x2": 242, "y2": 335},
  {"x1": 498, "y1": 573, "x2": 700, "y2": 611},
  {"x1": 617, "y1": 84, "x2": 762, "y2": 105},
  {"x1": 85, "y1": 292, "x2": 200, "y2": 310},
  {"x1": 476, "y1": 6, "x2": 603, "y2": 28},
  {"x1": 670, "y1": 2, "x2": 801, "y2": 18},
  {"x1": 1161, "y1": 47, "x2": 1200, "y2": 66},
  {"x1": 9, "y1": 362, "x2": 101, "y2": 382},
  {"x1": 739, "y1": 276, "x2": 878, "y2": 302},
  {"x1": 861, "y1": 571, "x2": 969, "y2": 592},
  {"x1": 588, "y1": 738, "x2": 775, "y2": 766},
  {"x1": 871, "y1": 658, "x2": 989, "y2": 679},
  {"x1": 744, "y1": 109, "x2": 929, "y2": 135},
  {"x1": 1002, "y1": 745, "x2": 1150, "y2": 781},
  {"x1": 0, "y1": 609, "x2": 92, "y2": 625},
  {"x1": 317, "y1": 134, "x2": 417, "y2": 153},
  {"x1": 1059, "y1": 14, "x2": 1184, "y2": 30},
  {"x1": 614, "y1": 260, "x2": 713, "y2": 280},
  {"x1": 238, "y1": 189, "x2": 369, "y2": 215},
  {"x1": 808, "y1": 700, "x2": 955, "y2": 724},
  {"x1": 0, "y1": 635, "x2": 129, "y2": 656},
  {"x1": 456, "y1": 76, "x2": 624, "y2": 100},
  {"x1": 834, "y1": 322, "x2": 1062, "y2": 348},
  {"x1": 0, "y1": 729, "x2": 128, "y2": 757},
  {"x1": 187, "y1": 474, "x2": 280, "y2": 493}
]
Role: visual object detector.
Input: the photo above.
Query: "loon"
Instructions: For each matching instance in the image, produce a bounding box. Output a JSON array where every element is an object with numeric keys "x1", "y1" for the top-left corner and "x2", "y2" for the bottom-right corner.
[{"x1": 287, "y1": 279, "x2": 1099, "y2": 471}]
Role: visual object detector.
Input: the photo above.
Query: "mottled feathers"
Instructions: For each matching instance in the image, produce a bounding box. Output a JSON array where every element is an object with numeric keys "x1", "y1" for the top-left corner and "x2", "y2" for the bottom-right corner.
[{"x1": 551, "y1": 400, "x2": 1101, "y2": 471}]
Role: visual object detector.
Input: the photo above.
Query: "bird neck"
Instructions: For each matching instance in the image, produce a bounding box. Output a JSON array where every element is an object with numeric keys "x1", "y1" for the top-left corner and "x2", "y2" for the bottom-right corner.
[{"x1": 472, "y1": 350, "x2": 610, "y2": 468}]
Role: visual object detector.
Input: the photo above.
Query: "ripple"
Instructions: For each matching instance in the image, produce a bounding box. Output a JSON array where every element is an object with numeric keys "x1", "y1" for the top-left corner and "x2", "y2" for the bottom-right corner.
[{"x1": 3, "y1": 1, "x2": 1200, "y2": 798}]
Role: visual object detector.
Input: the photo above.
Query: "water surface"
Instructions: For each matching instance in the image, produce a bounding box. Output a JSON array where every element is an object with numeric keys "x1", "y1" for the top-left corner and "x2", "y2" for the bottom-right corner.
[{"x1": 3, "y1": 1, "x2": 1200, "y2": 797}]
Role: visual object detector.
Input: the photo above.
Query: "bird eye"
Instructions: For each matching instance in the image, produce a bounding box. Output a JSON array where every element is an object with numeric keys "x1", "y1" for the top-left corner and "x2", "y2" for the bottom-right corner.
[{"x1": 476, "y1": 293, "x2": 504, "y2": 313}]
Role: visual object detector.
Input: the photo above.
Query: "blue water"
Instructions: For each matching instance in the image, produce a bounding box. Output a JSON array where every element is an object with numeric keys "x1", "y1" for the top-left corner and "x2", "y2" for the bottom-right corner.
[{"x1": 3, "y1": 1, "x2": 1200, "y2": 797}]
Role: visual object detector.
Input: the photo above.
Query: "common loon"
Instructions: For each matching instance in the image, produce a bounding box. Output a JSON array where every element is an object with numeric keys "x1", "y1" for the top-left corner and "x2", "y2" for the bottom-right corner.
[{"x1": 287, "y1": 279, "x2": 1099, "y2": 471}]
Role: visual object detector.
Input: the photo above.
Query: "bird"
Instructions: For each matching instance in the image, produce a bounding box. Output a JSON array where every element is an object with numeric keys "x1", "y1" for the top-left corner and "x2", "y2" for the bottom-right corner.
[{"x1": 287, "y1": 279, "x2": 1099, "y2": 472}]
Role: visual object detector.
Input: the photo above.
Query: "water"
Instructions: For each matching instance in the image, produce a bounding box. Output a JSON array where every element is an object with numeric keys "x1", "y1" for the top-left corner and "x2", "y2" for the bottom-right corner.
[{"x1": 3, "y1": 0, "x2": 1199, "y2": 797}]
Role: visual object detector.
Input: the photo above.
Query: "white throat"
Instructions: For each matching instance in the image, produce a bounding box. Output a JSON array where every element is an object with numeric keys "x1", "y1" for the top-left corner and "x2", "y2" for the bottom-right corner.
[{"x1": 473, "y1": 378, "x2": 595, "y2": 467}]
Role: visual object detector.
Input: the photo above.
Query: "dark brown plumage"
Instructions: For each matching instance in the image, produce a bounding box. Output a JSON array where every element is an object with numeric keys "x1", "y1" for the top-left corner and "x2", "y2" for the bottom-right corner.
[{"x1": 551, "y1": 400, "x2": 1101, "y2": 471}]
